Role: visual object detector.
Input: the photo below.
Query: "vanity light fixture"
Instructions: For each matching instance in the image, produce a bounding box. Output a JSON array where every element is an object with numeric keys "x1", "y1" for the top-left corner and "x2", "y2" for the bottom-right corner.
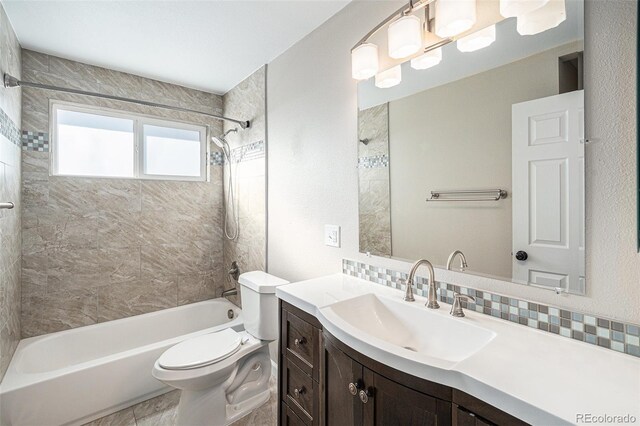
[
  {"x1": 499, "y1": 0, "x2": 549, "y2": 18},
  {"x1": 375, "y1": 65, "x2": 402, "y2": 89},
  {"x1": 435, "y1": 0, "x2": 477, "y2": 38},
  {"x1": 411, "y1": 47, "x2": 443, "y2": 70},
  {"x1": 517, "y1": 0, "x2": 566, "y2": 35},
  {"x1": 457, "y1": 24, "x2": 496, "y2": 52},
  {"x1": 351, "y1": 43, "x2": 379, "y2": 80},
  {"x1": 388, "y1": 15, "x2": 423, "y2": 59}
]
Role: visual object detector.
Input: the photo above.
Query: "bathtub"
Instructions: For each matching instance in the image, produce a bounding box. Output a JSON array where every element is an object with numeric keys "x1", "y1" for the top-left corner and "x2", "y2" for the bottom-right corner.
[{"x1": 0, "y1": 298, "x2": 243, "y2": 426}]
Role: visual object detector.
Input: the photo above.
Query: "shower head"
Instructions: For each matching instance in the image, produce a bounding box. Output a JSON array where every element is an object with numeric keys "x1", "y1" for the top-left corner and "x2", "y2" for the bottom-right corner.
[{"x1": 211, "y1": 136, "x2": 226, "y2": 149}]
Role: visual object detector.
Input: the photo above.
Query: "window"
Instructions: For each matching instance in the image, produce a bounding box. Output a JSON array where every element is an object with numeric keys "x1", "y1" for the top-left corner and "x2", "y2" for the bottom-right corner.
[{"x1": 52, "y1": 103, "x2": 207, "y2": 181}]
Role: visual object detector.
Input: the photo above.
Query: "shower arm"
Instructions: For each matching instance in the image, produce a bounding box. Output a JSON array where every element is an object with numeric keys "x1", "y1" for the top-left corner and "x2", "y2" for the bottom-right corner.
[{"x1": 3, "y1": 73, "x2": 251, "y2": 129}]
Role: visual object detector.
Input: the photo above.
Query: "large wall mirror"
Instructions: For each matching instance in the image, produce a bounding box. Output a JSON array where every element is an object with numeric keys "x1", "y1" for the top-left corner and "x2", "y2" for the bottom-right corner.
[{"x1": 357, "y1": 0, "x2": 586, "y2": 294}]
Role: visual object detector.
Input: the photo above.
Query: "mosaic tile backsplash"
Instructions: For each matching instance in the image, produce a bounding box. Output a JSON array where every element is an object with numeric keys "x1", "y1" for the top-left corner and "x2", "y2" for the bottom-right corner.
[{"x1": 342, "y1": 259, "x2": 640, "y2": 358}]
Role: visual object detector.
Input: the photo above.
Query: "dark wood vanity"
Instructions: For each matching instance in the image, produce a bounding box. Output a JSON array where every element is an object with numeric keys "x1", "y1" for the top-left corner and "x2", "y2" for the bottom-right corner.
[{"x1": 278, "y1": 301, "x2": 528, "y2": 426}]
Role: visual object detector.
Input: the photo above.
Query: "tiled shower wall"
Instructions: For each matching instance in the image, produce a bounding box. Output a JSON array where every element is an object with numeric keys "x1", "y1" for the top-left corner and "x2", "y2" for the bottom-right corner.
[
  {"x1": 20, "y1": 50, "x2": 227, "y2": 337},
  {"x1": 0, "y1": 4, "x2": 22, "y2": 380},
  {"x1": 357, "y1": 103, "x2": 391, "y2": 257},
  {"x1": 220, "y1": 66, "x2": 267, "y2": 306}
]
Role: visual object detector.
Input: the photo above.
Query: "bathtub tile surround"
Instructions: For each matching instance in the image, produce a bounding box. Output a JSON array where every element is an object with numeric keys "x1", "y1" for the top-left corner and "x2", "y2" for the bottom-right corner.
[
  {"x1": 358, "y1": 103, "x2": 391, "y2": 258},
  {"x1": 0, "y1": 3, "x2": 22, "y2": 382},
  {"x1": 20, "y1": 130, "x2": 48, "y2": 151},
  {"x1": 342, "y1": 259, "x2": 640, "y2": 358},
  {"x1": 19, "y1": 49, "x2": 228, "y2": 337},
  {"x1": 0, "y1": 108, "x2": 21, "y2": 147},
  {"x1": 221, "y1": 66, "x2": 267, "y2": 306}
]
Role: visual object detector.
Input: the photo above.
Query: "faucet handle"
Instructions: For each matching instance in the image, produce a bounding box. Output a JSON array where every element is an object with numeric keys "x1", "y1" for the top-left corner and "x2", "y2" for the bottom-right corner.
[{"x1": 451, "y1": 292, "x2": 475, "y2": 317}]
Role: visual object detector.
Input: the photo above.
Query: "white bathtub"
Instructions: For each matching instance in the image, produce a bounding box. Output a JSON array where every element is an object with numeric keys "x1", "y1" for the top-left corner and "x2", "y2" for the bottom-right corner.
[{"x1": 0, "y1": 298, "x2": 243, "y2": 426}]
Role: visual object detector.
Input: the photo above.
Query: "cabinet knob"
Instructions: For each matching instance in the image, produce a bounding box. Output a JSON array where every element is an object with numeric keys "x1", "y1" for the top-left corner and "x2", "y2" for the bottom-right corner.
[
  {"x1": 293, "y1": 386, "x2": 305, "y2": 398},
  {"x1": 359, "y1": 389, "x2": 373, "y2": 404},
  {"x1": 348, "y1": 380, "x2": 363, "y2": 396},
  {"x1": 294, "y1": 337, "x2": 306, "y2": 347}
]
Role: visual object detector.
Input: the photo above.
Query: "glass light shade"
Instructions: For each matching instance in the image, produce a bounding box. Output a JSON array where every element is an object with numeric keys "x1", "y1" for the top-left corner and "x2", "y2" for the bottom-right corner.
[
  {"x1": 457, "y1": 25, "x2": 496, "y2": 52},
  {"x1": 375, "y1": 65, "x2": 402, "y2": 89},
  {"x1": 517, "y1": 0, "x2": 566, "y2": 35},
  {"x1": 435, "y1": 0, "x2": 476, "y2": 38},
  {"x1": 411, "y1": 48, "x2": 443, "y2": 70},
  {"x1": 351, "y1": 43, "x2": 379, "y2": 80},
  {"x1": 500, "y1": 0, "x2": 549, "y2": 18},
  {"x1": 388, "y1": 15, "x2": 422, "y2": 59}
]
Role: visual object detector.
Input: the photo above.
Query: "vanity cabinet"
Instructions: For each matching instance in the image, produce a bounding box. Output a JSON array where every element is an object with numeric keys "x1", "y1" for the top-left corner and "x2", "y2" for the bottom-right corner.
[{"x1": 279, "y1": 301, "x2": 527, "y2": 426}]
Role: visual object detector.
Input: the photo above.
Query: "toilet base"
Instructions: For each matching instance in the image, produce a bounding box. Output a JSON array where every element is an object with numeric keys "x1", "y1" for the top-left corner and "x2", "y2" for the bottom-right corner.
[{"x1": 173, "y1": 347, "x2": 272, "y2": 426}]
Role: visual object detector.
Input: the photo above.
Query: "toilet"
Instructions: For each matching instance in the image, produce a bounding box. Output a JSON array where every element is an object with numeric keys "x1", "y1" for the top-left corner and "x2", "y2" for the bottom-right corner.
[{"x1": 152, "y1": 271, "x2": 289, "y2": 426}]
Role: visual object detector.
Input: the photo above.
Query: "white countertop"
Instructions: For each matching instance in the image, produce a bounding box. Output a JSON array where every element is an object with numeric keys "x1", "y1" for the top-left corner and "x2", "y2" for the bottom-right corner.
[{"x1": 276, "y1": 274, "x2": 640, "y2": 425}]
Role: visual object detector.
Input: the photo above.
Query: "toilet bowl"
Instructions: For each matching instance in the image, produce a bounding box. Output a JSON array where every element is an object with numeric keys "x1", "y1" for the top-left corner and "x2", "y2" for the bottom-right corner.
[{"x1": 152, "y1": 271, "x2": 289, "y2": 426}]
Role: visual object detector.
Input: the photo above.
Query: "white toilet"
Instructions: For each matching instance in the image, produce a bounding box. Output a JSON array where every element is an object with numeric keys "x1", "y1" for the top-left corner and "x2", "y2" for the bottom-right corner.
[{"x1": 152, "y1": 271, "x2": 289, "y2": 426}]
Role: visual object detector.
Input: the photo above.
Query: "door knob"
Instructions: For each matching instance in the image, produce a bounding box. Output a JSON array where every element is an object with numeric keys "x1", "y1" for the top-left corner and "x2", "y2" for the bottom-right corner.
[
  {"x1": 293, "y1": 386, "x2": 305, "y2": 398},
  {"x1": 515, "y1": 251, "x2": 528, "y2": 261},
  {"x1": 294, "y1": 337, "x2": 306, "y2": 346}
]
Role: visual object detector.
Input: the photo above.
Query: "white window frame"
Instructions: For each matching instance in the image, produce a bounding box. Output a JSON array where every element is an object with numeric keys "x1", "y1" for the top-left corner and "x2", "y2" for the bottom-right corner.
[{"x1": 50, "y1": 101, "x2": 208, "y2": 182}]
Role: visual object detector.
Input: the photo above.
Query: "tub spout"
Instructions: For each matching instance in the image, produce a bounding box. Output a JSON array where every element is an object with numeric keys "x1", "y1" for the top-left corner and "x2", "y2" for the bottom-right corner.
[{"x1": 221, "y1": 288, "x2": 238, "y2": 298}]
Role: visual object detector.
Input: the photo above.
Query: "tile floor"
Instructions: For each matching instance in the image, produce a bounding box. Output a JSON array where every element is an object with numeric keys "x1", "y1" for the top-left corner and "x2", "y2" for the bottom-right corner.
[{"x1": 83, "y1": 377, "x2": 277, "y2": 426}]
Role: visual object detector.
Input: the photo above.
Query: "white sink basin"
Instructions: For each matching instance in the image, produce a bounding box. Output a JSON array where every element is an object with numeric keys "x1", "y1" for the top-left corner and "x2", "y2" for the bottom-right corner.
[{"x1": 319, "y1": 293, "x2": 496, "y2": 365}]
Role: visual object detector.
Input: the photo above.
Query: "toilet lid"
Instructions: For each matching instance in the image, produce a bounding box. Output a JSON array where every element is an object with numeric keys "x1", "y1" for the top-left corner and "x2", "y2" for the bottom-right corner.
[{"x1": 158, "y1": 328, "x2": 242, "y2": 370}]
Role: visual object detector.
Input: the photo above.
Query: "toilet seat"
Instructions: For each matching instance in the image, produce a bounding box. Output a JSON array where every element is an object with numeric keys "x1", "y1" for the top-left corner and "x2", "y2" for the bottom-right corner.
[{"x1": 158, "y1": 328, "x2": 242, "y2": 370}]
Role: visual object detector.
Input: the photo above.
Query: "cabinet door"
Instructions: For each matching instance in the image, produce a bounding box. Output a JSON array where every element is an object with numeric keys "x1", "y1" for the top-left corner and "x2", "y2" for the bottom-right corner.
[
  {"x1": 324, "y1": 338, "x2": 364, "y2": 426},
  {"x1": 363, "y1": 370, "x2": 452, "y2": 426}
]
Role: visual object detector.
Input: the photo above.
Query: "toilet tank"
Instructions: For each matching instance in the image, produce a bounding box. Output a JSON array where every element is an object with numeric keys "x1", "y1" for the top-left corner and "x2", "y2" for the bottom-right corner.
[{"x1": 238, "y1": 271, "x2": 289, "y2": 341}]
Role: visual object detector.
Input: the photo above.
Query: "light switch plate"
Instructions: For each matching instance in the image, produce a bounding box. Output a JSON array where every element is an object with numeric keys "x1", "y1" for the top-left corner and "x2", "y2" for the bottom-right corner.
[{"x1": 324, "y1": 225, "x2": 341, "y2": 248}]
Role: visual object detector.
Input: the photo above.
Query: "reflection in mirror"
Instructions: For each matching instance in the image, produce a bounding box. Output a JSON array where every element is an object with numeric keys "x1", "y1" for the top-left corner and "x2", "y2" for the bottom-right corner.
[{"x1": 357, "y1": 0, "x2": 585, "y2": 294}]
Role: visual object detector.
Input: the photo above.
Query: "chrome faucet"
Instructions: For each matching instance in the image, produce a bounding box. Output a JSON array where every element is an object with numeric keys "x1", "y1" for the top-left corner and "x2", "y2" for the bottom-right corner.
[
  {"x1": 450, "y1": 292, "x2": 475, "y2": 317},
  {"x1": 404, "y1": 259, "x2": 440, "y2": 309},
  {"x1": 446, "y1": 250, "x2": 468, "y2": 271}
]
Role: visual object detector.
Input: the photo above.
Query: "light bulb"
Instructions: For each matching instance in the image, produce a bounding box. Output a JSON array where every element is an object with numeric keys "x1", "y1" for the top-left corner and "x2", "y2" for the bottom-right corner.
[
  {"x1": 388, "y1": 15, "x2": 423, "y2": 59},
  {"x1": 375, "y1": 65, "x2": 402, "y2": 89},
  {"x1": 435, "y1": 0, "x2": 476, "y2": 38},
  {"x1": 500, "y1": 0, "x2": 549, "y2": 18},
  {"x1": 457, "y1": 25, "x2": 496, "y2": 52},
  {"x1": 411, "y1": 48, "x2": 443, "y2": 70},
  {"x1": 517, "y1": 0, "x2": 566, "y2": 35},
  {"x1": 351, "y1": 43, "x2": 379, "y2": 80}
]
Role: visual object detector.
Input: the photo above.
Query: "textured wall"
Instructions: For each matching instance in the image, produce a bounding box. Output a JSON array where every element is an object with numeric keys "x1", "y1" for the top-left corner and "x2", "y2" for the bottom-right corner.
[
  {"x1": 220, "y1": 66, "x2": 267, "y2": 306},
  {"x1": 357, "y1": 103, "x2": 391, "y2": 257},
  {"x1": 0, "y1": 3, "x2": 22, "y2": 381},
  {"x1": 267, "y1": 0, "x2": 640, "y2": 324},
  {"x1": 20, "y1": 50, "x2": 226, "y2": 337}
]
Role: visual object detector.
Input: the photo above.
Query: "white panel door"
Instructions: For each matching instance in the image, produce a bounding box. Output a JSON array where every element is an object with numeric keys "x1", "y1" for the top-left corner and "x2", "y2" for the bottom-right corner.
[{"x1": 512, "y1": 90, "x2": 585, "y2": 293}]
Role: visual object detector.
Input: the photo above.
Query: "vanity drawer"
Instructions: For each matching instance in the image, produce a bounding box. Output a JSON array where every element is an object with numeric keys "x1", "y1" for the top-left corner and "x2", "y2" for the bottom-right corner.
[
  {"x1": 283, "y1": 357, "x2": 316, "y2": 424},
  {"x1": 283, "y1": 308, "x2": 320, "y2": 380},
  {"x1": 281, "y1": 403, "x2": 308, "y2": 426}
]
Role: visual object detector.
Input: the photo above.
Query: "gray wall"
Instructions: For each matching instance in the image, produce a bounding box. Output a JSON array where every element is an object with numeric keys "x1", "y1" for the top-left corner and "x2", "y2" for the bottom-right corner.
[
  {"x1": 221, "y1": 66, "x2": 267, "y2": 307},
  {"x1": 389, "y1": 41, "x2": 581, "y2": 278},
  {"x1": 20, "y1": 50, "x2": 227, "y2": 337},
  {"x1": 267, "y1": 0, "x2": 640, "y2": 325},
  {"x1": 0, "y1": 3, "x2": 22, "y2": 381}
]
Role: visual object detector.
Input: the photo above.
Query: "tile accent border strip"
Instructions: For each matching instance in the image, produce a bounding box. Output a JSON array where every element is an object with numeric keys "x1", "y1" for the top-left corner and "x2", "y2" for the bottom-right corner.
[
  {"x1": 212, "y1": 140, "x2": 265, "y2": 166},
  {"x1": 342, "y1": 259, "x2": 640, "y2": 358},
  {"x1": 22, "y1": 131, "x2": 49, "y2": 152},
  {"x1": 358, "y1": 154, "x2": 389, "y2": 169},
  {"x1": 210, "y1": 151, "x2": 224, "y2": 166},
  {"x1": 0, "y1": 107, "x2": 21, "y2": 147}
]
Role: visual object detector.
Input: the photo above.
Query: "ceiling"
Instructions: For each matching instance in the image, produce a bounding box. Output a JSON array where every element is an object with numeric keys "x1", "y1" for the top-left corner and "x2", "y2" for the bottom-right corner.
[{"x1": 3, "y1": 0, "x2": 350, "y2": 94}]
